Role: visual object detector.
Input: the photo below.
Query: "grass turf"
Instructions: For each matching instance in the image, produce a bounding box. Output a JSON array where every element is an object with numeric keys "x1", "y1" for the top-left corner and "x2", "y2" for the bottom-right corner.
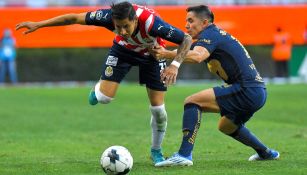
[{"x1": 0, "y1": 83, "x2": 306, "y2": 175}]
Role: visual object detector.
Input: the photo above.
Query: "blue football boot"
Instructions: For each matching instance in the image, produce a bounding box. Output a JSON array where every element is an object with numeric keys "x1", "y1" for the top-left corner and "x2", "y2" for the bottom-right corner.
[
  {"x1": 88, "y1": 90, "x2": 98, "y2": 105},
  {"x1": 151, "y1": 148, "x2": 165, "y2": 166}
]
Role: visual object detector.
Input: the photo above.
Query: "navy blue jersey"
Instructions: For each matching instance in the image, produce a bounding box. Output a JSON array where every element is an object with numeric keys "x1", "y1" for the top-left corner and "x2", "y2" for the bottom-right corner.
[
  {"x1": 85, "y1": 9, "x2": 114, "y2": 31},
  {"x1": 85, "y1": 5, "x2": 185, "y2": 56},
  {"x1": 194, "y1": 24, "x2": 264, "y2": 87},
  {"x1": 149, "y1": 16, "x2": 185, "y2": 45}
]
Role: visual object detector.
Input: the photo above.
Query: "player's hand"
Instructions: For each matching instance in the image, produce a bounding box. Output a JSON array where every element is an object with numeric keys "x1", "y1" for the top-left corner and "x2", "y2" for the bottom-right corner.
[
  {"x1": 16, "y1": 21, "x2": 40, "y2": 34},
  {"x1": 160, "y1": 64, "x2": 178, "y2": 86},
  {"x1": 149, "y1": 45, "x2": 165, "y2": 61}
]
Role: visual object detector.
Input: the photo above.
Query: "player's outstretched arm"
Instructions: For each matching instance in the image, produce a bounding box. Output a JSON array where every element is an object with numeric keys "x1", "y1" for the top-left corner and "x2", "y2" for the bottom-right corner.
[
  {"x1": 149, "y1": 46, "x2": 176, "y2": 61},
  {"x1": 16, "y1": 13, "x2": 87, "y2": 35},
  {"x1": 172, "y1": 33, "x2": 193, "y2": 65},
  {"x1": 160, "y1": 38, "x2": 212, "y2": 86},
  {"x1": 151, "y1": 45, "x2": 210, "y2": 63}
]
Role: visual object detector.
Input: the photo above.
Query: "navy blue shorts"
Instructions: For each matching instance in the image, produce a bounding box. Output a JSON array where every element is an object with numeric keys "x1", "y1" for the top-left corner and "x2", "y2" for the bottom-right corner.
[
  {"x1": 100, "y1": 43, "x2": 167, "y2": 91},
  {"x1": 213, "y1": 83, "x2": 267, "y2": 125}
]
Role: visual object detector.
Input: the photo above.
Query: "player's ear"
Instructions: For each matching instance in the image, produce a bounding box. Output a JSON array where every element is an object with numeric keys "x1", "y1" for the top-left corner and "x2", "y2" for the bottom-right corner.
[
  {"x1": 133, "y1": 16, "x2": 138, "y2": 25},
  {"x1": 202, "y1": 19, "x2": 209, "y2": 27}
]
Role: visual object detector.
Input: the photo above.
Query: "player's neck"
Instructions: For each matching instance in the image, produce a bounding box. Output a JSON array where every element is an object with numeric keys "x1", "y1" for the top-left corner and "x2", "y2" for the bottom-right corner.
[{"x1": 131, "y1": 21, "x2": 139, "y2": 37}]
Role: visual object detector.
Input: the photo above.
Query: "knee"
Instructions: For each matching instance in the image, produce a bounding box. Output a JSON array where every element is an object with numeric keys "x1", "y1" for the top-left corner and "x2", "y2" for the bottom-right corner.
[
  {"x1": 184, "y1": 95, "x2": 195, "y2": 105},
  {"x1": 218, "y1": 119, "x2": 238, "y2": 135},
  {"x1": 95, "y1": 82, "x2": 113, "y2": 104},
  {"x1": 151, "y1": 105, "x2": 167, "y2": 122},
  {"x1": 150, "y1": 104, "x2": 167, "y2": 130},
  {"x1": 218, "y1": 122, "x2": 228, "y2": 134}
]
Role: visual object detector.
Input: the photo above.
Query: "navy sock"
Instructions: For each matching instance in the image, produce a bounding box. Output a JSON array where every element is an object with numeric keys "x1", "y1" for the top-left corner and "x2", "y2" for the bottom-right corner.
[
  {"x1": 229, "y1": 126, "x2": 269, "y2": 157},
  {"x1": 178, "y1": 103, "x2": 202, "y2": 157}
]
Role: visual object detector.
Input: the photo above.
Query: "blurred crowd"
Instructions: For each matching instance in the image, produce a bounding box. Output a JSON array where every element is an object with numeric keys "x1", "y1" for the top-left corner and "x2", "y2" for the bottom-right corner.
[{"x1": 0, "y1": 0, "x2": 306, "y2": 7}]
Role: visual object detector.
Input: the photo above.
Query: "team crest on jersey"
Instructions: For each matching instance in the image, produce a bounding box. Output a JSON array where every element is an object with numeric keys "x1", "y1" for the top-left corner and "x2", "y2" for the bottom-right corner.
[
  {"x1": 96, "y1": 10, "x2": 103, "y2": 20},
  {"x1": 106, "y1": 56, "x2": 118, "y2": 66},
  {"x1": 90, "y1": 11, "x2": 96, "y2": 19},
  {"x1": 105, "y1": 66, "x2": 113, "y2": 77}
]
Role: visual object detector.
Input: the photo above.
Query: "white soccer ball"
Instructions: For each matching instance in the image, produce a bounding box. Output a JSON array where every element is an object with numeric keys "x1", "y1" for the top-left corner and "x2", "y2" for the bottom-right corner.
[{"x1": 100, "y1": 146, "x2": 133, "y2": 175}]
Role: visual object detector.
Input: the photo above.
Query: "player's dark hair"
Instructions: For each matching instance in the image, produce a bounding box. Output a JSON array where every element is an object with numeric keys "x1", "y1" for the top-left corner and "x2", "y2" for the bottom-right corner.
[
  {"x1": 186, "y1": 5, "x2": 214, "y2": 23},
  {"x1": 111, "y1": 1, "x2": 136, "y2": 21}
]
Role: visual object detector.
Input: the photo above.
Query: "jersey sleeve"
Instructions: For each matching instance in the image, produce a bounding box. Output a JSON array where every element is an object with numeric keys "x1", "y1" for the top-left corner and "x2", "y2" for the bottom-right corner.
[
  {"x1": 194, "y1": 30, "x2": 218, "y2": 54},
  {"x1": 149, "y1": 16, "x2": 185, "y2": 45},
  {"x1": 85, "y1": 9, "x2": 114, "y2": 31}
]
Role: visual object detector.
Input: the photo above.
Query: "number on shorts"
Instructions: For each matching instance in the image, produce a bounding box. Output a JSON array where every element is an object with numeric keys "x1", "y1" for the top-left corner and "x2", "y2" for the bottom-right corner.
[{"x1": 159, "y1": 61, "x2": 167, "y2": 72}]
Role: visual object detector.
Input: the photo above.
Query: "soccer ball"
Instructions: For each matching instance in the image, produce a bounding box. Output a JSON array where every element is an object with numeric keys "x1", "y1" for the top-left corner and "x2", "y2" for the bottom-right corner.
[{"x1": 100, "y1": 146, "x2": 133, "y2": 175}]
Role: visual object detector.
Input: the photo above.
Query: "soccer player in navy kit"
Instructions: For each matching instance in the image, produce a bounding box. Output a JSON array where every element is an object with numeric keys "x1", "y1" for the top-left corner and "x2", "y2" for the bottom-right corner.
[
  {"x1": 150, "y1": 5, "x2": 280, "y2": 166},
  {"x1": 15, "y1": 2, "x2": 192, "y2": 166}
]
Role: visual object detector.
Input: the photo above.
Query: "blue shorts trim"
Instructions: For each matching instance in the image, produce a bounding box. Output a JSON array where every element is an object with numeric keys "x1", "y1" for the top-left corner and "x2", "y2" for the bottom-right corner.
[{"x1": 213, "y1": 83, "x2": 267, "y2": 125}]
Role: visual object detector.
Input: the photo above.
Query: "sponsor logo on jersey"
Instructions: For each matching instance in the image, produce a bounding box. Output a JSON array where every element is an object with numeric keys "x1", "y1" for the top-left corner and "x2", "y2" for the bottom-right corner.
[
  {"x1": 90, "y1": 11, "x2": 96, "y2": 19},
  {"x1": 103, "y1": 13, "x2": 109, "y2": 20},
  {"x1": 199, "y1": 38, "x2": 211, "y2": 44},
  {"x1": 105, "y1": 66, "x2": 113, "y2": 77},
  {"x1": 219, "y1": 30, "x2": 227, "y2": 36},
  {"x1": 96, "y1": 11, "x2": 103, "y2": 20},
  {"x1": 158, "y1": 24, "x2": 164, "y2": 30},
  {"x1": 255, "y1": 73, "x2": 264, "y2": 82},
  {"x1": 166, "y1": 26, "x2": 175, "y2": 38},
  {"x1": 106, "y1": 56, "x2": 118, "y2": 66}
]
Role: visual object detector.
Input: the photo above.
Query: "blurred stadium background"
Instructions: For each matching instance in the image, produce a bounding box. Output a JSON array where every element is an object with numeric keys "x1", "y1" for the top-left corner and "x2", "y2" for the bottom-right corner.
[
  {"x1": 0, "y1": 1, "x2": 307, "y2": 175},
  {"x1": 0, "y1": 0, "x2": 306, "y2": 84},
  {"x1": 0, "y1": 0, "x2": 306, "y2": 6}
]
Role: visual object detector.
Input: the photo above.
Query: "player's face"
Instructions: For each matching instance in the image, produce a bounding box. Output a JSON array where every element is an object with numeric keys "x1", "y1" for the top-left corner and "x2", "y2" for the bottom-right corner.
[
  {"x1": 113, "y1": 17, "x2": 138, "y2": 38},
  {"x1": 185, "y1": 12, "x2": 207, "y2": 39}
]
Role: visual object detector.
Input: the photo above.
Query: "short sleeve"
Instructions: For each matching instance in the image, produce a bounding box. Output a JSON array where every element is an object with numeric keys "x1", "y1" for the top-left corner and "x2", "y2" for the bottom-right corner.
[
  {"x1": 149, "y1": 16, "x2": 185, "y2": 45},
  {"x1": 85, "y1": 9, "x2": 114, "y2": 31},
  {"x1": 194, "y1": 30, "x2": 218, "y2": 54}
]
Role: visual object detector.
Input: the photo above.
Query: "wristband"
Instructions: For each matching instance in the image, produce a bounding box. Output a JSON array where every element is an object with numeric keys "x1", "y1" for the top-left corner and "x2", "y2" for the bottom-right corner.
[{"x1": 171, "y1": 60, "x2": 181, "y2": 68}]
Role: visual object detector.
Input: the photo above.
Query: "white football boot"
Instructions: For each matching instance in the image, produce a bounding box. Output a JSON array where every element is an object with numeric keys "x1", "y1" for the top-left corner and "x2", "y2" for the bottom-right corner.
[{"x1": 155, "y1": 153, "x2": 193, "y2": 167}]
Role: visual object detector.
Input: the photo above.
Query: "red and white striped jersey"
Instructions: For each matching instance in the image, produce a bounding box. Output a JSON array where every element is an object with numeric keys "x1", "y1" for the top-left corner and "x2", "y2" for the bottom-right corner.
[
  {"x1": 85, "y1": 4, "x2": 185, "y2": 56},
  {"x1": 114, "y1": 5, "x2": 166, "y2": 56}
]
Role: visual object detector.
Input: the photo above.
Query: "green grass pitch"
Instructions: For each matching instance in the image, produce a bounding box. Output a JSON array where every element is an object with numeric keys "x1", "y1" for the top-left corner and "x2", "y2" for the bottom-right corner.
[{"x1": 0, "y1": 83, "x2": 306, "y2": 175}]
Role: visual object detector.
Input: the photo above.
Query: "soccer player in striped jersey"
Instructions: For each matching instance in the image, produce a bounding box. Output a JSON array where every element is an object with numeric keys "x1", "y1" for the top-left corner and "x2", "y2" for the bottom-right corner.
[{"x1": 16, "y1": 1, "x2": 192, "y2": 166}]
